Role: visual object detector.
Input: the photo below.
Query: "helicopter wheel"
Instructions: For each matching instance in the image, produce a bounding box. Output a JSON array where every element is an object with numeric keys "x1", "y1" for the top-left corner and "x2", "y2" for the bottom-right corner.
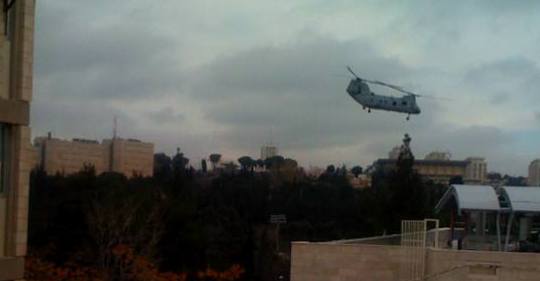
[
  {"x1": 406, "y1": 115, "x2": 410, "y2": 121},
  {"x1": 368, "y1": 109, "x2": 371, "y2": 113}
]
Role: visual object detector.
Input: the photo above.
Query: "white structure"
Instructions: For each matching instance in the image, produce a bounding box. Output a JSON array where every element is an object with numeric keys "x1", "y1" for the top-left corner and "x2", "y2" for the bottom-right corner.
[
  {"x1": 528, "y1": 159, "x2": 540, "y2": 186},
  {"x1": 464, "y1": 157, "x2": 487, "y2": 184},
  {"x1": 260, "y1": 144, "x2": 278, "y2": 160}
]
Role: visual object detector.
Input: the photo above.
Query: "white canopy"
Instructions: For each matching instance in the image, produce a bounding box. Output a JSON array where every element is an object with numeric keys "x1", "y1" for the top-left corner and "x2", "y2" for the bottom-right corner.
[
  {"x1": 501, "y1": 186, "x2": 540, "y2": 213},
  {"x1": 435, "y1": 184, "x2": 501, "y2": 214}
]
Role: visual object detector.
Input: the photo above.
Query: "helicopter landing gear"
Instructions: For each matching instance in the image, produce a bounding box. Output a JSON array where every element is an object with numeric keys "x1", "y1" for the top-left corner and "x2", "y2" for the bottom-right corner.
[
  {"x1": 368, "y1": 108, "x2": 371, "y2": 113},
  {"x1": 406, "y1": 114, "x2": 410, "y2": 121}
]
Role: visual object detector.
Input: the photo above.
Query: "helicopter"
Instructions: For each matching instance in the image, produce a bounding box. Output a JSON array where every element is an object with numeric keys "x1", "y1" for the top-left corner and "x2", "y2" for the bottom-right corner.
[{"x1": 346, "y1": 66, "x2": 422, "y2": 120}]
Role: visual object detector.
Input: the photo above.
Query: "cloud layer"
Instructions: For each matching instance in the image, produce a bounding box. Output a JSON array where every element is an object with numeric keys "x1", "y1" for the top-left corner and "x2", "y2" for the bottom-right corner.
[{"x1": 33, "y1": 1, "x2": 540, "y2": 175}]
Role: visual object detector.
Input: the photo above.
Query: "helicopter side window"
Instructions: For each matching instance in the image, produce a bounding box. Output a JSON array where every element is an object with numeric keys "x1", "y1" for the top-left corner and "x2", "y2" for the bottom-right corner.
[
  {"x1": 402, "y1": 101, "x2": 407, "y2": 106},
  {"x1": 392, "y1": 101, "x2": 397, "y2": 106}
]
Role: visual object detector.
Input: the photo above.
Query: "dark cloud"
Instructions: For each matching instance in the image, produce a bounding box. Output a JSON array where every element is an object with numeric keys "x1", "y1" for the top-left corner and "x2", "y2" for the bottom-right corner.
[{"x1": 35, "y1": 1, "x2": 181, "y2": 101}]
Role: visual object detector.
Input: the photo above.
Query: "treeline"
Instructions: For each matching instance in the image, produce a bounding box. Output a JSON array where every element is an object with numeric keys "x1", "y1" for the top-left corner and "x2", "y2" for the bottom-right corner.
[{"x1": 27, "y1": 152, "x2": 446, "y2": 281}]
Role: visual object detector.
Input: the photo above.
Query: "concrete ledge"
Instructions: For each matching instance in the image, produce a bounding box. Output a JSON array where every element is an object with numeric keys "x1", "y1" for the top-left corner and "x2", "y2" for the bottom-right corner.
[
  {"x1": 0, "y1": 99, "x2": 29, "y2": 125},
  {"x1": 0, "y1": 256, "x2": 24, "y2": 281}
]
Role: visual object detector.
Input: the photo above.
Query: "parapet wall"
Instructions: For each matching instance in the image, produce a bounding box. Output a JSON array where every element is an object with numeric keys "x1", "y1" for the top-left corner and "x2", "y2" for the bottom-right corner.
[
  {"x1": 291, "y1": 242, "x2": 404, "y2": 281},
  {"x1": 291, "y1": 240, "x2": 540, "y2": 281}
]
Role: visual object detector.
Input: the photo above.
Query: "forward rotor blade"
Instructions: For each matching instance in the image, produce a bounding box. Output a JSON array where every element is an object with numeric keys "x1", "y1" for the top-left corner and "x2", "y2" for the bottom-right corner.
[{"x1": 346, "y1": 66, "x2": 360, "y2": 79}]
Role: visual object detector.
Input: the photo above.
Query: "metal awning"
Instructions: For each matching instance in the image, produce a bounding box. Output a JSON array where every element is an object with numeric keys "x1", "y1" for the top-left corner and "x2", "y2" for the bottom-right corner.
[
  {"x1": 501, "y1": 186, "x2": 540, "y2": 213},
  {"x1": 435, "y1": 184, "x2": 501, "y2": 214}
]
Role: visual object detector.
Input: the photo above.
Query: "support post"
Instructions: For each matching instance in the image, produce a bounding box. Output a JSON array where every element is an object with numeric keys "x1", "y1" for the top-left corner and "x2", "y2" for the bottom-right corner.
[
  {"x1": 505, "y1": 213, "x2": 514, "y2": 251},
  {"x1": 496, "y1": 212, "x2": 501, "y2": 251}
]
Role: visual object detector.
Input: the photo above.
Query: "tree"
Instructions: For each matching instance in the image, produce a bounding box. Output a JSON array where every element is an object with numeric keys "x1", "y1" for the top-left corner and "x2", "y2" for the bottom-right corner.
[
  {"x1": 256, "y1": 159, "x2": 265, "y2": 169},
  {"x1": 265, "y1": 156, "x2": 285, "y2": 170},
  {"x1": 209, "y1": 154, "x2": 222, "y2": 171},
  {"x1": 201, "y1": 159, "x2": 208, "y2": 174},
  {"x1": 449, "y1": 176, "x2": 463, "y2": 185},
  {"x1": 238, "y1": 156, "x2": 255, "y2": 172},
  {"x1": 172, "y1": 148, "x2": 189, "y2": 176},
  {"x1": 154, "y1": 153, "x2": 172, "y2": 180},
  {"x1": 325, "y1": 165, "x2": 336, "y2": 175},
  {"x1": 351, "y1": 166, "x2": 363, "y2": 178}
]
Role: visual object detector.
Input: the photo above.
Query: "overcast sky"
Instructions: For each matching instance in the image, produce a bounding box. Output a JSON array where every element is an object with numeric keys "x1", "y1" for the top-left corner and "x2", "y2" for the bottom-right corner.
[{"x1": 33, "y1": 1, "x2": 540, "y2": 175}]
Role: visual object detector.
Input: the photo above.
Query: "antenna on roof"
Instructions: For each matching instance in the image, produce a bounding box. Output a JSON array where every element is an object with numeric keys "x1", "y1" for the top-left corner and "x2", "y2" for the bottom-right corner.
[{"x1": 113, "y1": 115, "x2": 118, "y2": 139}]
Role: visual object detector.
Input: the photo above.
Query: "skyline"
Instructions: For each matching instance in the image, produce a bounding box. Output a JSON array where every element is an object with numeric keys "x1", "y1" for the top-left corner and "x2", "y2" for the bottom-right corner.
[{"x1": 33, "y1": 1, "x2": 540, "y2": 175}]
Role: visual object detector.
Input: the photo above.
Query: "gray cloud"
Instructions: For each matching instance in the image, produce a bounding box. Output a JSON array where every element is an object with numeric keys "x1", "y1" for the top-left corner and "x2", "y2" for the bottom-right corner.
[
  {"x1": 32, "y1": 0, "x2": 540, "y2": 175},
  {"x1": 148, "y1": 108, "x2": 185, "y2": 124},
  {"x1": 35, "y1": 1, "x2": 182, "y2": 101}
]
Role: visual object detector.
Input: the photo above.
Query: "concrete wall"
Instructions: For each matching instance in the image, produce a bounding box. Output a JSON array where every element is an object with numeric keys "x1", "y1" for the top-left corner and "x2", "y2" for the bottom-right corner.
[{"x1": 291, "y1": 241, "x2": 540, "y2": 281}]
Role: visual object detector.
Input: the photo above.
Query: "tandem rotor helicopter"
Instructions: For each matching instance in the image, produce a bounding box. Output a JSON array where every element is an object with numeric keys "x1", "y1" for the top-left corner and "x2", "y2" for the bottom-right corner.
[{"x1": 346, "y1": 66, "x2": 432, "y2": 121}]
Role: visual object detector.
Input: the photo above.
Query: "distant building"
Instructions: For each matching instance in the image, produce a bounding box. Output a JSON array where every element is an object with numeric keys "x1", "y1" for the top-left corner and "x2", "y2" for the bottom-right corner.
[
  {"x1": 349, "y1": 174, "x2": 371, "y2": 189},
  {"x1": 260, "y1": 144, "x2": 278, "y2": 160},
  {"x1": 528, "y1": 159, "x2": 540, "y2": 186},
  {"x1": 424, "y1": 151, "x2": 451, "y2": 161},
  {"x1": 464, "y1": 157, "x2": 487, "y2": 184},
  {"x1": 34, "y1": 135, "x2": 154, "y2": 177},
  {"x1": 373, "y1": 156, "x2": 487, "y2": 184}
]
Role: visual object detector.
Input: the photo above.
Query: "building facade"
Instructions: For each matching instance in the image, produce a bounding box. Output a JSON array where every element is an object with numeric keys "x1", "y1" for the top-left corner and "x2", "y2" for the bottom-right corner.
[
  {"x1": 35, "y1": 136, "x2": 154, "y2": 178},
  {"x1": 464, "y1": 157, "x2": 487, "y2": 184},
  {"x1": 373, "y1": 157, "x2": 487, "y2": 184},
  {"x1": 0, "y1": 0, "x2": 35, "y2": 280},
  {"x1": 528, "y1": 159, "x2": 540, "y2": 186},
  {"x1": 260, "y1": 144, "x2": 278, "y2": 160}
]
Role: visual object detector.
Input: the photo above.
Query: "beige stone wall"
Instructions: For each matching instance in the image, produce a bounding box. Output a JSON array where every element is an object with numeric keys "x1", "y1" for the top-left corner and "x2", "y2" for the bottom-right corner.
[
  {"x1": 38, "y1": 138, "x2": 154, "y2": 178},
  {"x1": 39, "y1": 139, "x2": 109, "y2": 175},
  {"x1": 426, "y1": 248, "x2": 540, "y2": 281},
  {"x1": 117, "y1": 140, "x2": 153, "y2": 177},
  {"x1": 291, "y1": 242, "x2": 404, "y2": 281},
  {"x1": 291, "y1": 242, "x2": 540, "y2": 281},
  {"x1": 105, "y1": 139, "x2": 154, "y2": 177},
  {"x1": 0, "y1": 1, "x2": 35, "y2": 280}
]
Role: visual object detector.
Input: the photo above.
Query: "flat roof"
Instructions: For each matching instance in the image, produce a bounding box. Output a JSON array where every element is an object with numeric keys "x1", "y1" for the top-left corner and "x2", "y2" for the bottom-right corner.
[
  {"x1": 501, "y1": 186, "x2": 540, "y2": 213},
  {"x1": 376, "y1": 159, "x2": 468, "y2": 167}
]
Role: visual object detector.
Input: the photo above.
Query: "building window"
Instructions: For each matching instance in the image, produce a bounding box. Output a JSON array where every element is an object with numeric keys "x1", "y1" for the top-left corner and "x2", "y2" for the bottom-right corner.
[
  {"x1": 4, "y1": 0, "x2": 16, "y2": 40},
  {"x1": 0, "y1": 124, "x2": 8, "y2": 194}
]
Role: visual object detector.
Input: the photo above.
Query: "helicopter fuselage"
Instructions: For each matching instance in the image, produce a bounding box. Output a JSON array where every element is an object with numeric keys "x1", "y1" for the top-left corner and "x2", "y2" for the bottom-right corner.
[{"x1": 347, "y1": 78, "x2": 421, "y2": 115}]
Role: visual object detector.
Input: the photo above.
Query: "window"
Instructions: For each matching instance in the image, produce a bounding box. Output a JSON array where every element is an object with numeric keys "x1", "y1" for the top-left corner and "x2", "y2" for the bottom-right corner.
[
  {"x1": 0, "y1": 124, "x2": 8, "y2": 194},
  {"x1": 392, "y1": 101, "x2": 397, "y2": 106},
  {"x1": 4, "y1": 0, "x2": 16, "y2": 40},
  {"x1": 402, "y1": 101, "x2": 407, "y2": 106}
]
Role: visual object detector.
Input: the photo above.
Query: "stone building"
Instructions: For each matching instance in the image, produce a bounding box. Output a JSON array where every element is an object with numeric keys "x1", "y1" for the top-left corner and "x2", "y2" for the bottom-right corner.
[
  {"x1": 373, "y1": 157, "x2": 487, "y2": 184},
  {"x1": 34, "y1": 136, "x2": 154, "y2": 178},
  {"x1": 0, "y1": 0, "x2": 35, "y2": 280},
  {"x1": 528, "y1": 159, "x2": 540, "y2": 186}
]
